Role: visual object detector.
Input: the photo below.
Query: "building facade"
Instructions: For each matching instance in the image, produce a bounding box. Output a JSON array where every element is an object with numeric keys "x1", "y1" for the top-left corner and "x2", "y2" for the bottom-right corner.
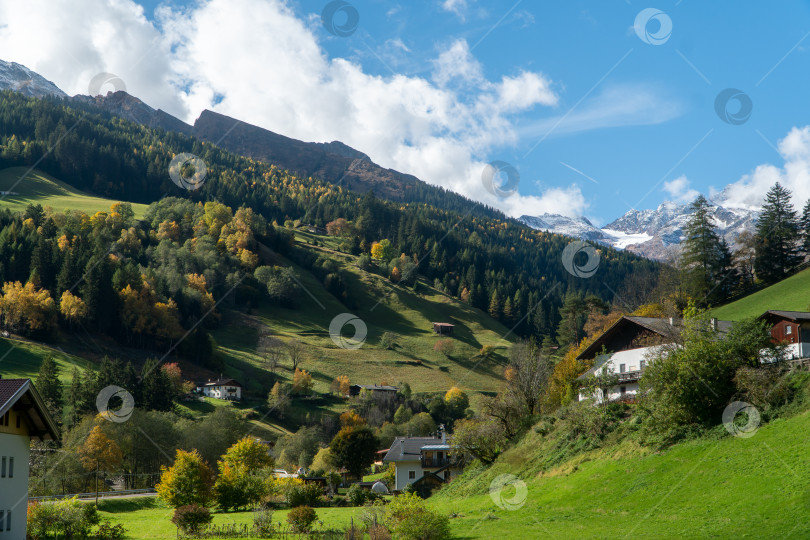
[
  {"x1": 197, "y1": 378, "x2": 242, "y2": 400},
  {"x1": 0, "y1": 378, "x2": 60, "y2": 539},
  {"x1": 382, "y1": 429, "x2": 461, "y2": 493}
]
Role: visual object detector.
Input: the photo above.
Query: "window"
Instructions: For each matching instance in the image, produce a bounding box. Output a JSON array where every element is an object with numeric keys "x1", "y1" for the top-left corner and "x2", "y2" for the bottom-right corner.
[
  {"x1": 5, "y1": 509, "x2": 9, "y2": 531},
  {"x1": 1, "y1": 457, "x2": 5, "y2": 478},
  {"x1": 0, "y1": 510, "x2": 4, "y2": 531},
  {"x1": 620, "y1": 386, "x2": 627, "y2": 395},
  {"x1": 640, "y1": 360, "x2": 646, "y2": 370},
  {"x1": 619, "y1": 364, "x2": 626, "y2": 373},
  {"x1": 409, "y1": 471, "x2": 416, "y2": 479},
  {"x1": 8, "y1": 458, "x2": 13, "y2": 478},
  {"x1": 787, "y1": 325, "x2": 793, "y2": 335}
]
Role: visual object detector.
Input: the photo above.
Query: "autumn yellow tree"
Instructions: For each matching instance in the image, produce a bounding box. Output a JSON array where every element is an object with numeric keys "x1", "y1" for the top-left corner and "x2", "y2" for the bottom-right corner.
[
  {"x1": 0, "y1": 281, "x2": 56, "y2": 335},
  {"x1": 78, "y1": 425, "x2": 123, "y2": 504},
  {"x1": 330, "y1": 375, "x2": 350, "y2": 396},
  {"x1": 339, "y1": 410, "x2": 366, "y2": 427},
  {"x1": 156, "y1": 449, "x2": 215, "y2": 508},
  {"x1": 292, "y1": 368, "x2": 313, "y2": 394},
  {"x1": 59, "y1": 290, "x2": 88, "y2": 326},
  {"x1": 370, "y1": 239, "x2": 394, "y2": 261}
]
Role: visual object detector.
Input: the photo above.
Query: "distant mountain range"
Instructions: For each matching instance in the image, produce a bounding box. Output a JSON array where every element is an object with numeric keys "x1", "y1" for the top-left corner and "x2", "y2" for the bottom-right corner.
[
  {"x1": 0, "y1": 59, "x2": 757, "y2": 261},
  {"x1": 520, "y1": 192, "x2": 759, "y2": 260}
]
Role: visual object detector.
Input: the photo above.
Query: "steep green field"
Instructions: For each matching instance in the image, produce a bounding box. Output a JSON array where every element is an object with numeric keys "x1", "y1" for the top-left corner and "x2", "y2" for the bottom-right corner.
[
  {"x1": 429, "y1": 407, "x2": 810, "y2": 538},
  {"x1": 0, "y1": 166, "x2": 148, "y2": 216},
  {"x1": 711, "y1": 267, "x2": 810, "y2": 321}
]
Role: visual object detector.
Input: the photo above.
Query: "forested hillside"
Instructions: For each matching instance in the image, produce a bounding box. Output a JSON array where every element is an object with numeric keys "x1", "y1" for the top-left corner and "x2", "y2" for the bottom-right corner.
[{"x1": 0, "y1": 90, "x2": 657, "y2": 341}]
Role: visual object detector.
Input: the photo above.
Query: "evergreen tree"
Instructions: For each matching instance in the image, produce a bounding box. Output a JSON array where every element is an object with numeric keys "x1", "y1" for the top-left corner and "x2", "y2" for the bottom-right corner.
[
  {"x1": 141, "y1": 359, "x2": 174, "y2": 412},
  {"x1": 801, "y1": 199, "x2": 810, "y2": 256},
  {"x1": 679, "y1": 195, "x2": 732, "y2": 304},
  {"x1": 35, "y1": 355, "x2": 62, "y2": 421},
  {"x1": 754, "y1": 183, "x2": 801, "y2": 282},
  {"x1": 556, "y1": 294, "x2": 588, "y2": 347}
]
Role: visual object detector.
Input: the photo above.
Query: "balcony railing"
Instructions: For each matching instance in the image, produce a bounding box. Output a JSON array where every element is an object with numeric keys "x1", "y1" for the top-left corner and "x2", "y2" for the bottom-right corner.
[
  {"x1": 616, "y1": 370, "x2": 642, "y2": 383},
  {"x1": 421, "y1": 457, "x2": 452, "y2": 468}
]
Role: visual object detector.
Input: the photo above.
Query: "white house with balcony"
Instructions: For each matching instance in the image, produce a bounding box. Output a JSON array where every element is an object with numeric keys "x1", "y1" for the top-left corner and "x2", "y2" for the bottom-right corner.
[
  {"x1": 382, "y1": 427, "x2": 462, "y2": 494},
  {"x1": 577, "y1": 316, "x2": 733, "y2": 403},
  {"x1": 0, "y1": 378, "x2": 60, "y2": 539},
  {"x1": 196, "y1": 378, "x2": 242, "y2": 401}
]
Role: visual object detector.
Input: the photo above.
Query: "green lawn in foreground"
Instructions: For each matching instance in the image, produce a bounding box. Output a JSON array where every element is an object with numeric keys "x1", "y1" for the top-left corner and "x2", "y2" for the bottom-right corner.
[
  {"x1": 0, "y1": 166, "x2": 148, "y2": 217},
  {"x1": 429, "y1": 407, "x2": 810, "y2": 538},
  {"x1": 97, "y1": 498, "x2": 364, "y2": 539},
  {"x1": 710, "y1": 267, "x2": 810, "y2": 321}
]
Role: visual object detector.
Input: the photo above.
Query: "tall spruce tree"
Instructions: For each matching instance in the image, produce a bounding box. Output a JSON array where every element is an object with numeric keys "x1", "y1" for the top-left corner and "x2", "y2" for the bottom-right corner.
[
  {"x1": 801, "y1": 199, "x2": 810, "y2": 257},
  {"x1": 680, "y1": 195, "x2": 733, "y2": 304},
  {"x1": 754, "y1": 183, "x2": 801, "y2": 282},
  {"x1": 35, "y1": 355, "x2": 62, "y2": 422}
]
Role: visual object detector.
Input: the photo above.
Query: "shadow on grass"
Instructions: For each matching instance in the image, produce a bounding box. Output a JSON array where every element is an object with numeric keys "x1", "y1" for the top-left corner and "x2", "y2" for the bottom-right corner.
[{"x1": 97, "y1": 496, "x2": 161, "y2": 513}]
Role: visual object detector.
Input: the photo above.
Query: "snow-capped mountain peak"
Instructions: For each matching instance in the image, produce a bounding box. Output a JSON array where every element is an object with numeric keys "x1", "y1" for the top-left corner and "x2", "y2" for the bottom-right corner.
[
  {"x1": 0, "y1": 60, "x2": 66, "y2": 98},
  {"x1": 520, "y1": 199, "x2": 759, "y2": 260}
]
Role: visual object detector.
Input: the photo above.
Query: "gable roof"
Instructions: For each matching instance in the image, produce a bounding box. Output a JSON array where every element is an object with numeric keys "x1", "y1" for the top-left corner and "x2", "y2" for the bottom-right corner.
[
  {"x1": 203, "y1": 378, "x2": 241, "y2": 387},
  {"x1": 758, "y1": 310, "x2": 810, "y2": 323},
  {"x1": 383, "y1": 436, "x2": 445, "y2": 462},
  {"x1": 0, "y1": 379, "x2": 60, "y2": 441},
  {"x1": 352, "y1": 384, "x2": 399, "y2": 392},
  {"x1": 576, "y1": 316, "x2": 733, "y2": 361}
]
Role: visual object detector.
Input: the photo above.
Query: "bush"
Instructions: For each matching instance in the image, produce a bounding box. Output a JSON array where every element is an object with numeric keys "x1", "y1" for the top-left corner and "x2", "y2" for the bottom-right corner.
[
  {"x1": 171, "y1": 504, "x2": 213, "y2": 534},
  {"x1": 252, "y1": 506, "x2": 274, "y2": 536},
  {"x1": 379, "y1": 332, "x2": 398, "y2": 350},
  {"x1": 27, "y1": 497, "x2": 100, "y2": 539},
  {"x1": 346, "y1": 484, "x2": 367, "y2": 506},
  {"x1": 287, "y1": 505, "x2": 317, "y2": 533},
  {"x1": 95, "y1": 522, "x2": 127, "y2": 540},
  {"x1": 286, "y1": 483, "x2": 323, "y2": 508},
  {"x1": 385, "y1": 493, "x2": 450, "y2": 540},
  {"x1": 368, "y1": 524, "x2": 392, "y2": 540}
]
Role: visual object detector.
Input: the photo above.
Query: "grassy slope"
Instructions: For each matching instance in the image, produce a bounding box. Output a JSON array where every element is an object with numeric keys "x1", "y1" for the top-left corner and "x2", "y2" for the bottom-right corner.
[
  {"x1": 0, "y1": 166, "x2": 149, "y2": 216},
  {"x1": 213, "y1": 228, "x2": 513, "y2": 398},
  {"x1": 429, "y1": 410, "x2": 810, "y2": 538},
  {"x1": 711, "y1": 267, "x2": 810, "y2": 321}
]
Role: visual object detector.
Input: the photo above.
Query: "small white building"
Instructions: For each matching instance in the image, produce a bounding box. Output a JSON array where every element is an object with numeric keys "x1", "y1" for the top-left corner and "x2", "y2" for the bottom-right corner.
[
  {"x1": 0, "y1": 378, "x2": 60, "y2": 539},
  {"x1": 382, "y1": 428, "x2": 462, "y2": 494},
  {"x1": 196, "y1": 378, "x2": 242, "y2": 401}
]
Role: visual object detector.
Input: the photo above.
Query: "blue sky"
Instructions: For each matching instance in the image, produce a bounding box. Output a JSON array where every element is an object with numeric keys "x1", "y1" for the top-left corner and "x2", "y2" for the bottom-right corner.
[{"x1": 5, "y1": 0, "x2": 810, "y2": 223}]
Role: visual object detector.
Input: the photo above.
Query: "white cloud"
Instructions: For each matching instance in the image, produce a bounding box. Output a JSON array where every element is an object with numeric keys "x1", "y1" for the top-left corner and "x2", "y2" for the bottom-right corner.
[
  {"x1": 441, "y1": 0, "x2": 469, "y2": 21},
  {"x1": 662, "y1": 175, "x2": 698, "y2": 204},
  {"x1": 518, "y1": 83, "x2": 682, "y2": 139},
  {"x1": 0, "y1": 0, "x2": 583, "y2": 218},
  {"x1": 718, "y1": 126, "x2": 810, "y2": 211}
]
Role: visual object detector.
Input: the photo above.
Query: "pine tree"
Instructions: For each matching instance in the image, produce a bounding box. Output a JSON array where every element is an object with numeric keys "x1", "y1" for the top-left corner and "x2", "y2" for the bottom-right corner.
[
  {"x1": 801, "y1": 199, "x2": 810, "y2": 256},
  {"x1": 488, "y1": 291, "x2": 501, "y2": 319},
  {"x1": 679, "y1": 195, "x2": 732, "y2": 304},
  {"x1": 36, "y1": 355, "x2": 62, "y2": 421},
  {"x1": 755, "y1": 183, "x2": 801, "y2": 282}
]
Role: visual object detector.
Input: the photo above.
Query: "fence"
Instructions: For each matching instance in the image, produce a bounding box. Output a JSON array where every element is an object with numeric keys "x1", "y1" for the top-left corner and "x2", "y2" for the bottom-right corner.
[{"x1": 29, "y1": 488, "x2": 156, "y2": 502}]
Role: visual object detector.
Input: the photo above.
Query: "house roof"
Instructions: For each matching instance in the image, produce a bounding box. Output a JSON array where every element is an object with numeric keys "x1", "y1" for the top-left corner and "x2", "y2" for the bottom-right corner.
[
  {"x1": 758, "y1": 310, "x2": 810, "y2": 322},
  {"x1": 383, "y1": 435, "x2": 446, "y2": 462},
  {"x1": 432, "y1": 322, "x2": 454, "y2": 327},
  {"x1": 352, "y1": 384, "x2": 399, "y2": 392},
  {"x1": 575, "y1": 316, "x2": 733, "y2": 361},
  {"x1": 0, "y1": 379, "x2": 60, "y2": 441},
  {"x1": 203, "y1": 378, "x2": 241, "y2": 387}
]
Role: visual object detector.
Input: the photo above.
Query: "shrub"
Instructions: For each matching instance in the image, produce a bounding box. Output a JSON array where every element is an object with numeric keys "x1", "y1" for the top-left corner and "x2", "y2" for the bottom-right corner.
[
  {"x1": 27, "y1": 497, "x2": 100, "y2": 539},
  {"x1": 95, "y1": 522, "x2": 127, "y2": 540},
  {"x1": 385, "y1": 493, "x2": 451, "y2": 540},
  {"x1": 287, "y1": 505, "x2": 317, "y2": 533},
  {"x1": 286, "y1": 483, "x2": 323, "y2": 507},
  {"x1": 253, "y1": 506, "x2": 274, "y2": 536},
  {"x1": 379, "y1": 332, "x2": 398, "y2": 350},
  {"x1": 346, "y1": 484, "x2": 367, "y2": 506},
  {"x1": 369, "y1": 524, "x2": 392, "y2": 540},
  {"x1": 171, "y1": 504, "x2": 213, "y2": 534}
]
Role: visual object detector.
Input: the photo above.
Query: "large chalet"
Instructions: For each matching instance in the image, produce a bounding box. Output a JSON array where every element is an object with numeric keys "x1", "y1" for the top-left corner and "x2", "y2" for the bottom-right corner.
[{"x1": 576, "y1": 316, "x2": 732, "y2": 402}]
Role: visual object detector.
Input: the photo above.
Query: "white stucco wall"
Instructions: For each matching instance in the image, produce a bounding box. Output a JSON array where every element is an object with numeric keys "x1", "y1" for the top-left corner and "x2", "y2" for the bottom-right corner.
[
  {"x1": 0, "y1": 433, "x2": 30, "y2": 539},
  {"x1": 393, "y1": 460, "x2": 422, "y2": 491},
  {"x1": 202, "y1": 385, "x2": 241, "y2": 400}
]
